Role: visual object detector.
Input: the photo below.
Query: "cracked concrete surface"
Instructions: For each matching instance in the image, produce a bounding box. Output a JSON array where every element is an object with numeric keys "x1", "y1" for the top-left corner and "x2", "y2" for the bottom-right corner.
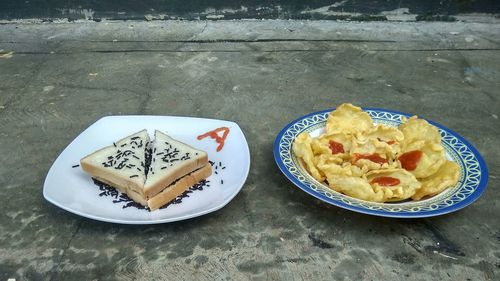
[{"x1": 0, "y1": 20, "x2": 499, "y2": 280}]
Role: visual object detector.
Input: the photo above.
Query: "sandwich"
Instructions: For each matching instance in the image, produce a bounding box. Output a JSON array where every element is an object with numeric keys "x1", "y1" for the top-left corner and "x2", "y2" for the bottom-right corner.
[
  {"x1": 79, "y1": 129, "x2": 150, "y2": 204},
  {"x1": 144, "y1": 130, "x2": 211, "y2": 210},
  {"x1": 80, "y1": 129, "x2": 212, "y2": 210}
]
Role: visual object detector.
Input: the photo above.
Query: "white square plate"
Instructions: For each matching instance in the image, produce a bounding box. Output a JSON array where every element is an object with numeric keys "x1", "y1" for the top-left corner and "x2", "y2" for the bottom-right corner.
[{"x1": 43, "y1": 116, "x2": 250, "y2": 224}]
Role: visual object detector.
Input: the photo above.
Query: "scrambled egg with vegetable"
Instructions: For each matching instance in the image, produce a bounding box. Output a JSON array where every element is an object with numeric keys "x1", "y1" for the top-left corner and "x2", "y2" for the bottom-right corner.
[{"x1": 293, "y1": 103, "x2": 460, "y2": 202}]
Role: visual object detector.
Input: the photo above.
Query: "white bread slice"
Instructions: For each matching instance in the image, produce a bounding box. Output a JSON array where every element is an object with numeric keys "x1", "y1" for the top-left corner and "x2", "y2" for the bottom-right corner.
[
  {"x1": 80, "y1": 129, "x2": 150, "y2": 200},
  {"x1": 147, "y1": 164, "x2": 212, "y2": 210},
  {"x1": 144, "y1": 130, "x2": 209, "y2": 198}
]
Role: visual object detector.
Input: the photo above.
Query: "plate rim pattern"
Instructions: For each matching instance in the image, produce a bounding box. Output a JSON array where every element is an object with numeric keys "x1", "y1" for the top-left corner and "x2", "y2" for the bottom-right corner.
[{"x1": 273, "y1": 107, "x2": 488, "y2": 218}]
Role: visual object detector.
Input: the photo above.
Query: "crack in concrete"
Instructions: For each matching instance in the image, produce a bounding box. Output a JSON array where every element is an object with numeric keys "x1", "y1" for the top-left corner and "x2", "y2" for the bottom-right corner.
[
  {"x1": 198, "y1": 21, "x2": 208, "y2": 38},
  {"x1": 2, "y1": 39, "x2": 399, "y2": 44},
  {"x1": 0, "y1": 50, "x2": 51, "y2": 123},
  {"x1": 48, "y1": 219, "x2": 84, "y2": 281},
  {"x1": 420, "y1": 220, "x2": 465, "y2": 257},
  {"x1": 138, "y1": 70, "x2": 152, "y2": 114},
  {"x1": 55, "y1": 82, "x2": 142, "y2": 95},
  {"x1": 8, "y1": 47, "x2": 500, "y2": 55}
]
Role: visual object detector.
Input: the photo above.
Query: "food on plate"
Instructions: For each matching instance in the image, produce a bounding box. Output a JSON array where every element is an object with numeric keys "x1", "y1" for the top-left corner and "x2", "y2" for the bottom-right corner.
[
  {"x1": 412, "y1": 161, "x2": 460, "y2": 200},
  {"x1": 365, "y1": 169, "x2": 421, "y2": 202},
  {"x1": 145, "y1": 130, "x2": 212, "y2": 210},
  {"x1": 80, "y1": 130, "x2": 212, "y2": 210},
  {"x1": 80, "y1": 129, "x2": 150, "y2": 203},
  {"x1": 293, "y1": 133, "x2": 325, "y2": 182},
  {"x1": 325, "y1": 103, "x2": 372, "y2": 135},
  {"x1": 399, "y1": 140, "x2": 446, "y2": 179},
  {"x1": 197, "y1": 127, "x2": 230, "y2": 152},
  {"x1": 292, "y1": 103, "x2": 460, "y2": 202}
]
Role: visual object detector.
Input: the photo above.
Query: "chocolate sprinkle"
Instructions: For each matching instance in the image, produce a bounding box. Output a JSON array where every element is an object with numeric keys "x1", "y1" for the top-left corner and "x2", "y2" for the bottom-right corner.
[
  {"x1": 130, "y1": 175, "x2": 139, "y2": 178},
  {"x1": 159, "y1": 180, "x2": 210, "y2": 209},
  {"x1": 91, "y1": 178, "x2": 211, "y2": 212},
  {"x1": 72, "y1": 164, "x2": 79, "y2": 168},
  {"x1": 144, "y1": 148, "x2": 152, "y2": 177}
]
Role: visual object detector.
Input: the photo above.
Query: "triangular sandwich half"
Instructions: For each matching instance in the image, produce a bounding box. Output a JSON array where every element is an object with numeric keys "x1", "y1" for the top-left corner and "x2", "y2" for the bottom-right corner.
[
  {"x1": 80, "y1": 129, "x2": 150, "y2": 205},
  {"x1": 144, "y1": 130, "x2": 211, "y2": 210}
]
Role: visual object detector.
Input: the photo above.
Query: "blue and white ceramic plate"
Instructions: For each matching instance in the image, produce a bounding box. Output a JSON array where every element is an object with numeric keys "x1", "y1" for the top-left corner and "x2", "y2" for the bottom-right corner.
[{"x1": 274, "y1": 108, "x2": 488, "y2": 218}]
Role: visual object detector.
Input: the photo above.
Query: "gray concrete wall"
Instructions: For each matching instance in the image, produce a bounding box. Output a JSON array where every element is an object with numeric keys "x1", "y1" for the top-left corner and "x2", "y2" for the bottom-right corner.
[{"x1": 1, "y1": 0, "x2": 499, "y2": 21}]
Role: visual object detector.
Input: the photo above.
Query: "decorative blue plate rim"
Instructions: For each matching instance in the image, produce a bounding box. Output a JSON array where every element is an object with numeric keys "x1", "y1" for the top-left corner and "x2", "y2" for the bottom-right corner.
[{"x1": 273, "y1": 107, "x2": 489, "y2": 218}]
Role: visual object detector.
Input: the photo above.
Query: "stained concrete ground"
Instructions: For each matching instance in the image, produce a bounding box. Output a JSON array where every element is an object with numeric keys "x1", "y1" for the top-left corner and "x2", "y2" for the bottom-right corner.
[{"x1": 0, "y1": 19, "x2": 499, "y2": 280}]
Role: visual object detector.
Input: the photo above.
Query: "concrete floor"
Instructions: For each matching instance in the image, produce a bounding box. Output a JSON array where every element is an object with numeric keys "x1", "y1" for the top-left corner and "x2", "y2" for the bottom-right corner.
[{"x1": 0, "y1": 20, "x2": 499, "y2": 280}]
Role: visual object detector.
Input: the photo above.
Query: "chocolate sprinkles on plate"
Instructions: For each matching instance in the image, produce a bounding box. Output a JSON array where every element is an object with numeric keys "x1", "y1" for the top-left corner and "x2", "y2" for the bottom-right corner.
[
  {"x1": 210, "y1": 160, "x2": 226, "y2": 186},
  {"x1": 91, "y1": 178, "x2": 211, "y2": 211}
]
